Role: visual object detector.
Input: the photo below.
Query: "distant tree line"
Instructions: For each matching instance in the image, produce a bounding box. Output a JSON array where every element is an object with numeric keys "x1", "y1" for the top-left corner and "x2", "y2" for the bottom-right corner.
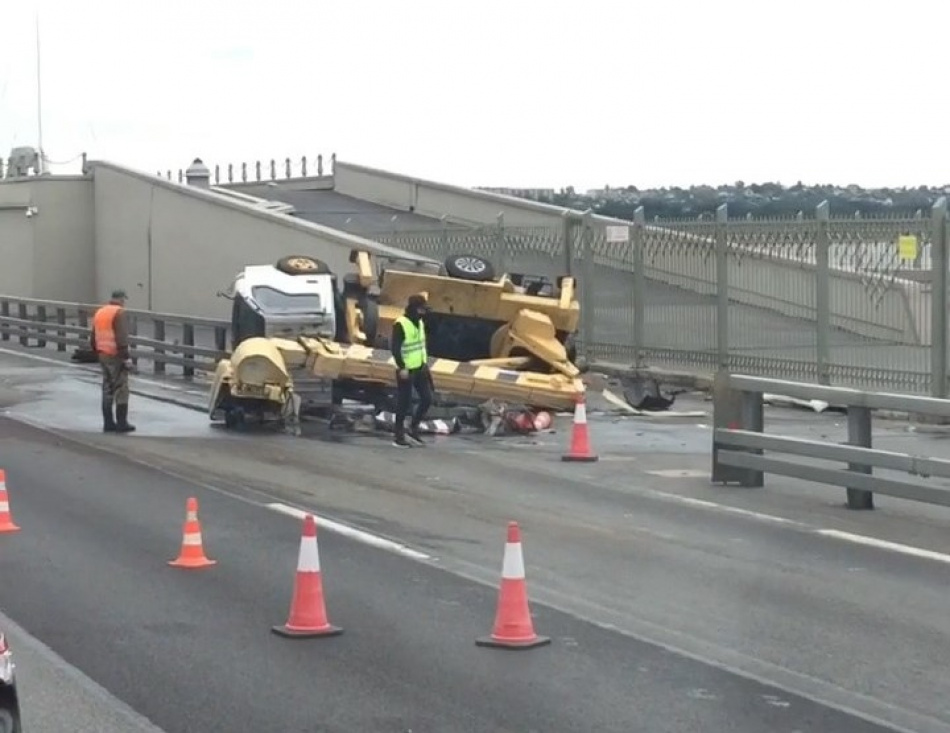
[{"x1": 526, "y1": 182, "x2": 949, "y2": 220}]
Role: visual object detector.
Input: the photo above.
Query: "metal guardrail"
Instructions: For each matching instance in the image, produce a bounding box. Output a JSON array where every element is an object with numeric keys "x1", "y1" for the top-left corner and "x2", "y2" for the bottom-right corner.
[
  {"x1": 374, "y1": 198, "x2": 950, "y2": 397},
  {"x1": 0, "y1": 296, "x2": 230, "y2": 378},
  {"x1": 711, "y1": 370, "x2": 950, "y2": 511}
]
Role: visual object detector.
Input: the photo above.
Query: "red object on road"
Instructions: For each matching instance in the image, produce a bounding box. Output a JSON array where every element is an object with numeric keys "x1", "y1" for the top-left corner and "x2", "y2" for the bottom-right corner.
[
  {"x1": 561, "y1": 392, "x2": 599, "y2": 462},
  {"x1": 476, "y1": 521, "x2": 551, "y2": 650},
  {"x1": 272, "y1": 514, "x2": 343, "y2": 639}
]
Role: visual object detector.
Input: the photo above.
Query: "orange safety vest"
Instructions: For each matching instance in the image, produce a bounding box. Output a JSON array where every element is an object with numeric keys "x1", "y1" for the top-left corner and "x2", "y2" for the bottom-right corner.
[{"x1": 93, "y1": 304, "x2": 122, "y2": 356}]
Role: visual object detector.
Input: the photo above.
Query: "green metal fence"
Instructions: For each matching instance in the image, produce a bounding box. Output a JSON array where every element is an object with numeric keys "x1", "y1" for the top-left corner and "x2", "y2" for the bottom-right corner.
[{"x1": 371, "y1": 198, "x2": 950, "y2": 397}]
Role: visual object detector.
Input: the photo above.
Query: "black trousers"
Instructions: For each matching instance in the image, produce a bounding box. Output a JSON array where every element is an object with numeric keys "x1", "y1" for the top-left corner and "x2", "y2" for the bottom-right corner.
[{"x1": 394, "y1": 367, "x2": 433, "y2": 437}]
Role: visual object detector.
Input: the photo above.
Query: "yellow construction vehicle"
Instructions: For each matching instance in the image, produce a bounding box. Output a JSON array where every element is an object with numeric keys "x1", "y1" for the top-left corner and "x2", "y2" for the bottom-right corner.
[
  {"x1": 340, "y1": 250, "x2": 584, "y2": 378},
  {"x1": 208, "y1": 253, "x2": 586, "y2": 432}
]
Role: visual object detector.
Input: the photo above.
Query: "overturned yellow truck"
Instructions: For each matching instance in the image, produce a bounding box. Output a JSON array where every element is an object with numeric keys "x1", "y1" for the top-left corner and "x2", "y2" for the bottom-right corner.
[{"x1": 208, "y1": 251, "x2": 588, "y2": 431}]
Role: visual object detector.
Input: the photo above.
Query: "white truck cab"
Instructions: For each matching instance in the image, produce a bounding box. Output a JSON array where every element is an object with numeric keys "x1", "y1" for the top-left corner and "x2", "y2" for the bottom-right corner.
[{"x1": 227, "y1": 257, "x2": 341, "y2": 349}]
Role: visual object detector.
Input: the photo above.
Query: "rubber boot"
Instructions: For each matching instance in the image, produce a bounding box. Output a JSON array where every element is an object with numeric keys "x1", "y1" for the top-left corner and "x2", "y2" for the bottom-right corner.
[
  {"x1": 102, "y1": 401, "x2": 117, "y2": 433},
  {"x1": 115, "y1": 403, "x2": 136, "y2": 433}
]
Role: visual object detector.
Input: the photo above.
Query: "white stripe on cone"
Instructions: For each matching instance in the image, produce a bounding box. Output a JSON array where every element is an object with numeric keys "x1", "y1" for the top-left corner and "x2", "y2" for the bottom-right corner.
[
  {"x1": 501, "y1": 541, "x2": 525, "y2": 579},
  {"x1": 297, "y1": 535, "x2": 321, "y2": 573},
  {"x1": 0, "y1": 502, "x2": 8, "y2": 513},
  {"x1": 183, "y1": 532, "x2": 202, "y2": 546},
  {"x1": 574, "y1": 400, "x2": 587, "y2": 424}
]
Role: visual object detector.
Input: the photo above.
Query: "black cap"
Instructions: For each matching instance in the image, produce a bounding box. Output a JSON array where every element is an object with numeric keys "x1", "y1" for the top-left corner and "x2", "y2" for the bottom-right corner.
[
  {"x1": 407, "y1": 294, "x2": 428, "y2": 310},
  {"x1": 111, "y1": 289, "x2": 128, "y2": 300}
]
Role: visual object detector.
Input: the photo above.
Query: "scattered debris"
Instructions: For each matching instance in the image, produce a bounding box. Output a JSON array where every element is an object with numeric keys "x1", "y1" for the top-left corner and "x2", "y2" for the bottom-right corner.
[
  {"x1": 763, "y1": 393, "x2": 832, "y2": 413},
  {"x1": 622, "y1": 377, "x2": 688, "y2": 411}
]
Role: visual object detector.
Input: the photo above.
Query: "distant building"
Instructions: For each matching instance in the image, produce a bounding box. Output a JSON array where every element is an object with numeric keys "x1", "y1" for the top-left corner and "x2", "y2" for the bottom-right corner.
[{"x1": 478, "y1": 187, "x2": 556, "y2": 201}]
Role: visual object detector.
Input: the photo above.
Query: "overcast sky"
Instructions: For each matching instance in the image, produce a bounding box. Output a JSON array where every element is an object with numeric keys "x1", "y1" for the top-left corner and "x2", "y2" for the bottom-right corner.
[{"x1": 1, "y1": 0, "x2": 947, "y2": 191}]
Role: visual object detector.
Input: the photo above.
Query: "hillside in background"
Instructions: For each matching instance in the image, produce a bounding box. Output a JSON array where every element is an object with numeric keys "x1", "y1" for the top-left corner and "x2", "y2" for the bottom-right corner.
[{"x1": 481, "y1": 182, "x2": 950, "y2": 220}]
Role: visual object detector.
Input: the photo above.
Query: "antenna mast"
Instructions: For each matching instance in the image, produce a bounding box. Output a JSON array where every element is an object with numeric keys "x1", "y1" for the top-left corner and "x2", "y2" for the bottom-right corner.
[{"x1": 35, "y1": 10, "x2": 45, "y2": 174}]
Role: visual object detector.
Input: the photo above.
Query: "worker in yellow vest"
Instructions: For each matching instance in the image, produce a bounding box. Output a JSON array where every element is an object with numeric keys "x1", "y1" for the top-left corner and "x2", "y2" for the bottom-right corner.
[
  {"x1": 91, "y1": 289, "x2": 136, "y2": 433},
  {"x1": 390, "y1": 293, "x2": 434, "y2": 447}
]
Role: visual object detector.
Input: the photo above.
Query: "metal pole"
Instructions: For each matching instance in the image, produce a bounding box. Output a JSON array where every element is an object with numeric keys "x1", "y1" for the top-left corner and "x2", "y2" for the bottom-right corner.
[
  {"x1": 35, "y1": 11, "x2": 45, "y2": 174},
  {"x1": 580, "y1": 210, "x2": 595, "y2": 362},
  {"x1": 715, "y1": 204, "x2": 729, "y2": 368},
  {"x1": 495, "y1": 212, "x2": 507, "y2": 274},
  {"x1": 930, "y1": 197, "x2": 948, "y2": 398},
  {"x1": 632, "y1": 207, "x2": 646, "y2": 367},
  {"x1": 846, "y1": 406, "x2": 874, "y2": 510},
  {"x1": 815, "y1": 201, "x2": 831, "y2": 384}
]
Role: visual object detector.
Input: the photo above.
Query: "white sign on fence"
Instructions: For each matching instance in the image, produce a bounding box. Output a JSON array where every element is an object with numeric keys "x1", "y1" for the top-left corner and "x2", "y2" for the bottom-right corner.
[{"x1": 605, "y1": 225, "x2": 630, "y2": 243}]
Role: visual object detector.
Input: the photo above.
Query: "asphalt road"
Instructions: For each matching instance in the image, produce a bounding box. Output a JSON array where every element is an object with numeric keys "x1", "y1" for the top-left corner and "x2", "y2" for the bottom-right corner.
[
  {"x1": 3, "y1": 346, "x2": 950, "y2": 731},
  {"x1": 0, "y1": 415, "x2": 901, "y2": 733}
]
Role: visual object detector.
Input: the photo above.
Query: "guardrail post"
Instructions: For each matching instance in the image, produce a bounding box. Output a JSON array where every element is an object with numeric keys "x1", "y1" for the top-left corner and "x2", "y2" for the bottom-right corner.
[
  {"x1": 580, "y1": 210, "x2": 595, "y2": 362},
  {"x1": 560, "y1": 211, "x2": 574, "y2": 277},
  {"x1": 715, "y1": 204, "x2": 729, "y2": 368},
  {"x1": 183, "y1": 323, "x2": 195, "y2": 378},
  {"x1": 632, "y1": 206, "x2": 646, "y2": 368},
  {"x1": 930, "y1": 197, "x2": 948, "y2": 399},
  {"x1": 1, "y1": 301, "x2": 9, "y2": 341},
  {"x1": 55, "y1": 308, "x2": 66, "y2": 352},
  {"x1": 128, "y1": 315, "x2": 139, "y2": 369},
  {"x1": 35, "y1": 305, "x2": 47, "y2": 348},
  {"x1": 153, "y1": 320, "x2": 166, "y2": 374},
  {"x1": 815, "y1": 201, "x2": 831, "y2": 384},
  {"x1": 214, "y1": 326, "x2": 227, "y2": 354},
  {"x1": 711, "y1": 369, "x2": 764, "y2": 486},
  {"x1": 494, "y1": 212, "x2": 507, "y2": 275},
  {"x1": 17, "y1": 304, "x2": 28, "y2": 346},
  {"x1": 845, "y1": 407, "x2": 875, "y2": 509},
  {"x1": 440, "y1": 215, "x2": 450, "y2": 260}
]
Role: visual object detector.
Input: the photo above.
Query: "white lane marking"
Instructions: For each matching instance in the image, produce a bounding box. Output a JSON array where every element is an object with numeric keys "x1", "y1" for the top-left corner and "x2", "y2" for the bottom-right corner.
[
  {"x1": 644, "y1": 489, "x2": 809, "y2": 528},
  {"x1": 266, "y1": 502, "x2": 433, "y2": 561},
  {"x1": 816, "y1": 529, "x2": 950, "y2": 566},
  {"x1": 647, "y1": 487, "x2": 950, "y2": 568},
  {"x1": 647, "y1": 469, "x2": 707, "y2": 478}
]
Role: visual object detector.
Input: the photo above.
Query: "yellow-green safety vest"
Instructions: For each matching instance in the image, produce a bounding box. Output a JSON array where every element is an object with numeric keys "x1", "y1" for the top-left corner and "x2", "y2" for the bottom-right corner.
[{"x1": 396, "y1": 316, "x2": 427, "y2": 370}]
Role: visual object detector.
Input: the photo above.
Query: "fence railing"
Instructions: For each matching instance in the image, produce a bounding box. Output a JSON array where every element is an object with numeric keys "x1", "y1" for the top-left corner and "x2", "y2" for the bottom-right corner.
[
  {"x1": 157, "y1": 153, "x2": 337, "y2": 186},
  {"x1": 0, "y1": 297, "x2": 229, "y2": 378},
  {"x1": 365, "y1": 198, "x2": 950, "y2": 397},
  {"x1": 711, "y1": 371, "x2": 950, "y2": 512}
]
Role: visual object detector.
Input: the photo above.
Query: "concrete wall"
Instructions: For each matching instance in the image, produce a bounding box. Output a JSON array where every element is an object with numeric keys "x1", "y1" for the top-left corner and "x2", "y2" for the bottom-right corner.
[
  {"x1": 90, "y1": 161, "x2": 431, "y2": 319},
  {"x1": 332, "y1": 160, "x2": 928, "y2": 346},
  {"x1": 0, "y1": 177, "x2": 95, "y2": 301}
]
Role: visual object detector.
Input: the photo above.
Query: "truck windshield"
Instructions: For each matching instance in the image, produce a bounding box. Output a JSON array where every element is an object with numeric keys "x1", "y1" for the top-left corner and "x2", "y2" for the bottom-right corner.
[{"x1": 251, "y1": 286, "x2": 324, "y2": 314}]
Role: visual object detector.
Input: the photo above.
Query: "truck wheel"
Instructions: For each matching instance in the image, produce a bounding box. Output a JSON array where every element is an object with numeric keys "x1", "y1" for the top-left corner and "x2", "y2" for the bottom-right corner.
[
  {"x1": 224, "y1": 407, "x2": 245, "y2": 429},
  {"x1": 443, "y1": 254, "x2": 496, "y2": 282},
  {"x1": 275, "y1": 255, "x2": 331, "y2": 275},
  {"x1": 359, "y1": 293, "x2": 379, "y2": 344}
]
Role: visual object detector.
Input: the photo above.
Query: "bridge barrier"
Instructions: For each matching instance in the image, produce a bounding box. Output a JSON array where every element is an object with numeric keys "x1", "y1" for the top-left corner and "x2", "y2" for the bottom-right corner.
[
  {"x1": 712, "y1": 370, "x2": 950, "y2": 512},
  {"x1": 0, "y1": 296, "x2": 228, "y2": 378}
]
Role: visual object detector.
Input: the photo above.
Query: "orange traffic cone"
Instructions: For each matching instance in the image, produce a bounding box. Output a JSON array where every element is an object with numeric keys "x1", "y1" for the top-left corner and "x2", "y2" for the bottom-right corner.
[
  {"x1": 272, "y1": 514, "x2": 343, "y2": 639},
  {"x1": 168, "y1": 497, "x2": 216, "y2": 569},
  {"x1": 561, "y1": 392, "x2": 599, "y2": 462},
  {"x1": 476, "y1": 521, "x2": 551, "y2": 650},
  {"x1": 0, "y1": 470, "x2": 20, "y2": 534}
]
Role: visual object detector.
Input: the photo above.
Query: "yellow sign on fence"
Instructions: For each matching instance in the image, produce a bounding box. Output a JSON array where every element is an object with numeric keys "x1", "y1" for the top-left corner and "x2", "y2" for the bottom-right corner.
[{"x1": 897, "y1": 234, "x2": 919, "y2": 261}]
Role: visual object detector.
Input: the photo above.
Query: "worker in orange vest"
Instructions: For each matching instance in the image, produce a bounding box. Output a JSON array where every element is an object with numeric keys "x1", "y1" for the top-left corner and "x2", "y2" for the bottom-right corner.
[{"x1": 90, "y1": 289, "x2": 135, "y2": 433}]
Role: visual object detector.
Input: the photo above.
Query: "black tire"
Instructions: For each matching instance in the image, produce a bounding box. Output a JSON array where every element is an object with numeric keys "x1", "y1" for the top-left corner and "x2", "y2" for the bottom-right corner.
[
  {"x1": 359, "y1": 293, "x2": 380, "y2": 344},
  {"x1": 443, "y1": 254, "x2": 496, "y2": 282},
  {"x1": 224, "y1": 407, "x2": 245, "y2": 429},
  {"x1": 275, "y1": 255, "x2": 331, "y2": 276}
]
